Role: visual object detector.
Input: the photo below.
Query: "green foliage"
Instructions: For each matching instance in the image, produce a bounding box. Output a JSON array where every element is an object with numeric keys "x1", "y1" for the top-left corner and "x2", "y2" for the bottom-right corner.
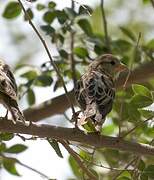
[
  {"x1": 3, "y1": 2, "x2": 21, "y2": 19},
  {"x1": 132, "y1": 84, "x2": 152, "y2": 98},
  {"x1": 69, "y1": 155, "x2": 81, "y2": 178},
  {"x1": 4, "y1": 144, "x2": 27, "y2": 154},
  {"x1": 1, "y1": 0, "x2": 154, "y2": 179},
  {"x1": 78, "y1": 19, "x2": 93, "y2": 36},
  {"x1": 120, "y1": 27, "x2": 136, "y2": 42},
  {"x1": 2, "y1": 157, "x2": 20, "y2": 176},
  {"x1": 27, "y1": 88, "x2": 36, "y2": 105},
  {"x1": 48, "y1": 139, "x2": 63, "y2": 158}
]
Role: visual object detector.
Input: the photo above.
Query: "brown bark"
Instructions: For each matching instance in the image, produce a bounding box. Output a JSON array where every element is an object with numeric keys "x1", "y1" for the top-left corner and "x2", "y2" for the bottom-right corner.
[{"x1": 0, "y1": 120, "x2": 154, "y2": 156}]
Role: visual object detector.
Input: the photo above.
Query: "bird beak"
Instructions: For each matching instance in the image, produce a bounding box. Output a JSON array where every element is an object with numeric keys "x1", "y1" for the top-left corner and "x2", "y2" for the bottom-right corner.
[{"x1": 115, "y1": 63, "x2": 128, "y2": 72}]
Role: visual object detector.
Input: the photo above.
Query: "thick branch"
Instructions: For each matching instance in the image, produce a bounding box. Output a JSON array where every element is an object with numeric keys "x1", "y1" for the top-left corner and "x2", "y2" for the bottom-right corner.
[
  {"x1": 0, "y1": 120, "x2": 154, "y2": 156},
  {"x1": 23, "y1": 61, "x2": 154, "y2": 122}
]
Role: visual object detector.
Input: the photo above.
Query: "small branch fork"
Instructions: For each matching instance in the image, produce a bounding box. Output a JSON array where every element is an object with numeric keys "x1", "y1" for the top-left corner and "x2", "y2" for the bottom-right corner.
[{"x1": 17, "y1": 0, "x2": 75, "y2": 116}]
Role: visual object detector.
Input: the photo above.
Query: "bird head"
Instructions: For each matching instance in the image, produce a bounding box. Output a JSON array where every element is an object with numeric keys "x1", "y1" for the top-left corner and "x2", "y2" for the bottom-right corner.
[{"x1": 89, "y1": 54, "x2": 128, "y2": 78}]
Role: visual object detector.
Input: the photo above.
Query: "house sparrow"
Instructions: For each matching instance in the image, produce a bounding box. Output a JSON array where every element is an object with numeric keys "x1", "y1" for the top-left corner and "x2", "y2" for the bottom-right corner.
[
  {"x1": 75, "y1": 54, "x2": 127, "y2": 131},
  {"x1": 0, "y1": 59, "x2": 25, "y2": 124}
]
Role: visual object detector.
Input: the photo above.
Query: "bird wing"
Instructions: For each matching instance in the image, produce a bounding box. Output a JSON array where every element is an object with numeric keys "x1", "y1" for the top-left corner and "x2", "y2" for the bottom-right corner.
[
  {"x1": 0, "y1": 64, "x2": 17, "y2": 101},
  {"x1": 83, "y1": 71, "x2": 115, "y2": 120},
  {"x1": 75, "y1": 78, "x2": 87, "y2": 110}
]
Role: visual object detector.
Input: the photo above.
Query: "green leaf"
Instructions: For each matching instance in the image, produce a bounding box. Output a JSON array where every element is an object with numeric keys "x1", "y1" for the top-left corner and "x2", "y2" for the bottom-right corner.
[
  {"x1": 0, "y1": 143, "x2": 6, "y2": 153},
  {"x1": 48, "y1": 139, "x2": 63, "y2": 158},
  {"x1": 43, "y1": 11, "x2": 56, "y2": 24},
  {"x1": 117, "y1": 170, "x2": 132, "y2": 179},
  {"x1": 55, "y1": 10, "x2": 68, "y2": 24},
  {"x1": 36, "y1": 4, "x2": 46, "y2": 11},
  {"x1": 131, "y1": 95, "x2": 153, "y2": 108},
  {"x1": 120, "y1": 27, "x2": 136, "y2": 41},
  {"x1": 27, "y1": 89, "x2": 35, "y2": 105},
  {"x1": 132, "y1": 84, "x2": 152, "y2": 98},
  {"x1": 21, "y1": 70, "x2": 38, "y2": 80},
  {"x1": 53, "y1": 79, "x2": 62, "y2": 91},
  {"x1": 143, "y1": 0, "x2": 150, "y2": 4},
  {"x1": 73, "y1": 47, "x2": 89, "y2": 58},
  {"x1": 143, "y1": 165, "x2": 154, "y2": 178},
  {"x1": 5, "y1": 144, "x2": 28, "y2": 154},
  {"x1": 69, "y1": 155, "x2": 81, "y2": 178},
  {"x1": 112, "y1": 39, "x2": 132, "y2": 52},
  {"x1": 48, "y1": 1, "x2": 56, "y2": 9},
  {"x1": 146, "y1": 39, "x2": 154, "y2": 49},
  {"x1": 40, "y1": 25, "x2": 55, "y2": 35},
  {"x1": 127, "y1": 104, "x2": 140, "y2": 121},
  {"x1": 64, "y1": 7, "x2": 77, "y2": 19},
  {"x1": 79, "y1": 150, "x2": 91, "y2": 161},
  {"x1": 59, "y1": 49, "x2": 68, "y2": 59},
  {"x1": 24, "y1": 8, "x2": 34, "y2": 21},
  {"x1": 101, "y1": 124, "x2": 116, "y2": 135},
  {"x1": 0, "y1": 133, "x2": 14, "y2": 141},
  {"x1": 78, "y1": 19, "x2": 93, "y2": 36},
  {"x1": 83, "y1": 121, "x2": 96, "y2": 132},
  {"x1": 138, "y1": 159, "x2": 145, "y2": 171},
  {"x1": 140, "y1": 173, "x2": 148, "y2": 180},
  {"x1": 3, "y1": 157, "x2": 20, "y2": 176},
  {"x1": 138, "y1": 109, "x2": 154, "y2": 118},
  {"x1": 35, "y1": 75, "x2": 53, "y2": 86},
  {"x1": 3, "y1": 2, "x2": 21, "y2": 19}
]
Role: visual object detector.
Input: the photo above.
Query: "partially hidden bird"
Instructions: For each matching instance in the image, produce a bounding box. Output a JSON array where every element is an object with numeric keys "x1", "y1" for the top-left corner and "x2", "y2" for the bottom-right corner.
[
  {"x1": 0, "y1": 59, "x2": 25, "y2": 124},
  {"x1": 75, "y1": 54, "x2": 127, "y2": 132}
]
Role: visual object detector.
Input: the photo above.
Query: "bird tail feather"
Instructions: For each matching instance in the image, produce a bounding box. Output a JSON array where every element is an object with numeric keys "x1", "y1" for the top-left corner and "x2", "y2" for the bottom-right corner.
[{"x1": 9, "y1": 105, "x2": 25, "y2": 124}]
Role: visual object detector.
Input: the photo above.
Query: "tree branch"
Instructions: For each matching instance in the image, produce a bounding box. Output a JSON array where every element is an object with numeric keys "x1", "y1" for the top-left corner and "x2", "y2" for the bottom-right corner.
[
  {"x1": 23, "y1": 61, "x2": 154, "y2": 122},
  {"x1": 0, "y1": 120, "x2": 154, "y2": 156}
]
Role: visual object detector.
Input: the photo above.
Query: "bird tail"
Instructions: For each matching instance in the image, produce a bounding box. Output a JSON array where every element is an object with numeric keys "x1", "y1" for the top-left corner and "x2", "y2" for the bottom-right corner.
[{"x1": 9, "y1": 105, "x2": 25, "y2": 124}]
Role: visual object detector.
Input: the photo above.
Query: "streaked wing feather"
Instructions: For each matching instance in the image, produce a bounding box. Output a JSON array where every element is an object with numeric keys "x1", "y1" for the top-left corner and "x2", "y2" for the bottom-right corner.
[
  {"x1": 85, "y1": 71, "x2": 115, "y2": 119},
  {"x1": 0, "y1": 65, "x2": 17, "y2": 100}
]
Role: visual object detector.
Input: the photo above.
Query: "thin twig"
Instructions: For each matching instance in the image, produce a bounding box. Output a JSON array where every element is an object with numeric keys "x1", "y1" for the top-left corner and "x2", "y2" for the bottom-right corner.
[
  {"x1": 59, "y1": 140, "x2": 97, "y2": 180},
  {"x1": 122, "y1": 116, "x2": 154, "y2": 138},
  {"x1": 132, "y1": 156, "x2": 140, "y2": 179},
  {"x1": 17, "y1": 0, "x2": 75, "y2": 116},
  {"x1": 118, "y1": 32, "x2": 142, "y2": 137},
  {"x1": 70, "y1": 1, "x2": 77, "y2": 89},
  {"x1": 113, "y1": 156, "x2": 138, "y2": 180},
  {"x1": 1, "y1": 155, "x2": 50, "y2": 180},
  {"x1": 100, "y1": 0, "x2": 110, "y2": 52},
  {"x1": 79, "y1": 156, "x2": 136, "y2": 172},
  {"x1": 17, "y1": 160, "x2": 51, "y2": 179},
  {"x1": 123, "y1": 32, "x2": 141, "y2": 88}
]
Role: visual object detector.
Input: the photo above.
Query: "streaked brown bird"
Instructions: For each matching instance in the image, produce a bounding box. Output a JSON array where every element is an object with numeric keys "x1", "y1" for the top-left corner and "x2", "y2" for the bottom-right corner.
[
  {"x1": 0, "y1": 59, "x2": 25, "y2": 124},
  {"x1": 75, "y1": 54, "x2": 127, "y2": 131}
]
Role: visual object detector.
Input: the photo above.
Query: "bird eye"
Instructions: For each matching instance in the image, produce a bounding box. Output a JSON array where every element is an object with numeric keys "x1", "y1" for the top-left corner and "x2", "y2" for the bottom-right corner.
[{"x1": 110, "y1": 61, "x2": 116, "y2": 65}]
